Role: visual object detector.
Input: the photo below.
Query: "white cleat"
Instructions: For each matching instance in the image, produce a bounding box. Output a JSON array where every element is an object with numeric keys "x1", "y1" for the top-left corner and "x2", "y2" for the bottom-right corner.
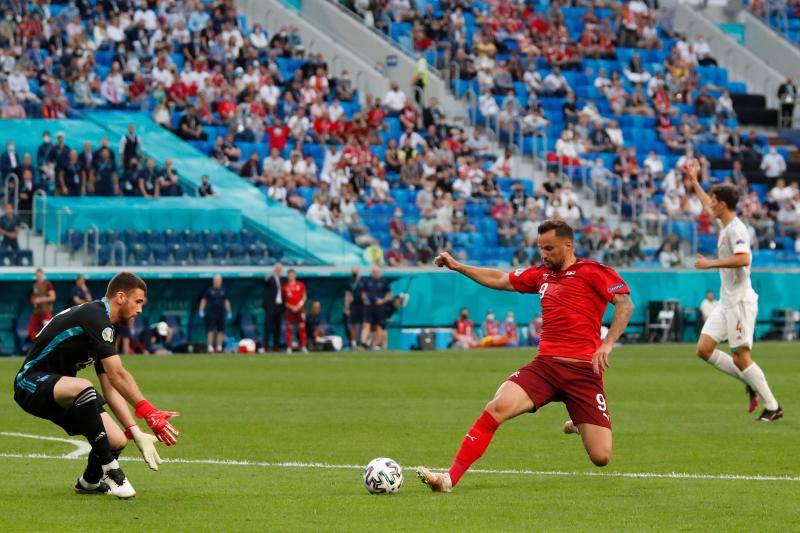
[
  {"x1": 105, "y1": 468, "x2": 136, "y2": 499},
  {"x1": 563, "y1": 419, "x2": 580, "y2": 435},
  {"x1": 286, "y1": 348, "x2": 293, "y2": 354},
  {"x1": 416, "y1": 467, "x2": 452, "y2": 493},
  {"x1": 301, "y1": 347, "x2": 308, "y2": 354}
]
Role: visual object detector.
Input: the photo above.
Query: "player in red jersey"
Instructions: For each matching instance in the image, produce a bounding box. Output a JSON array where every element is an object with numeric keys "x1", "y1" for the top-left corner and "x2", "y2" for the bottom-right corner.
[
  {"x1": 281, "y1": 269, "x2": 308, "y2": 354},
  {"x1": 418, "y1": 219, "x2": 634, "y2": 492}
]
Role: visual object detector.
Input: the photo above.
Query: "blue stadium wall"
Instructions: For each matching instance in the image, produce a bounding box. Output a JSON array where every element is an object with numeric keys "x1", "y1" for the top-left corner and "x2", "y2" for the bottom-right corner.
[{"x1": 1, "y1": 269, "x2": 798, "y2": 353}]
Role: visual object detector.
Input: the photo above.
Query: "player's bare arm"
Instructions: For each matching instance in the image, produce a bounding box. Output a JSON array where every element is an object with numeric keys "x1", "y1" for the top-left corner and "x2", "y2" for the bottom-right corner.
[
  {"x1": 686, "y1": 164, "x2": 717, "y2": 218},
  {"x1": 593, "y1": 293, "x2": 634, "y2": 375},
  {"x1": 102, "y1": 355, "x2": 181, "y2": 445},
  {"x1": 434, "y1": 252, "x2": 515, "y2": 291},
  {"x1": 695, "y1": 252, "x2": 750, "y2": 270},
  {"x1": 99, "y1": 373, "x2": 162, "y2": 470},
  {"x1": 101, "y1": 355, "x2": 146, "y2": 405}
]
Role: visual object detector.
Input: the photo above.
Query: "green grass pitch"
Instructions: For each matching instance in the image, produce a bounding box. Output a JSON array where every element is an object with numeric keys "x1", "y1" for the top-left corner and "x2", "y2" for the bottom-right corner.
[{"x1": 0, "y1": 343, "x2": 798, "y2": 532}]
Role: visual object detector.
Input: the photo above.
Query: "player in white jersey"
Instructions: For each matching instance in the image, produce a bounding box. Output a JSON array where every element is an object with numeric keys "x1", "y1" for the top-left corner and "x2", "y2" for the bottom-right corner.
[{"x1": 688, "y1": 167, "x2": 782, "y2": 422}]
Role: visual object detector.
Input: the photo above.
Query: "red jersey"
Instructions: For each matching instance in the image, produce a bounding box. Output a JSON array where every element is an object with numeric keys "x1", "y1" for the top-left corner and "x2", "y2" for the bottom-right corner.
[
  {"x1": 508, "y1": 259, "x2": 629, "y2": 361},
  {"x1": 266, "y1": 125, "x2": 288, "y2": 150},
  {"x1": 454, "y1": 318, "x2": 476, "y2": 339},
  {"x1": 282, "y1": 281, "x2": 306, "y2": 307},
  {"x1": 502, "y1": 321, "x2": 519, "y2": 344},
  {"x1": 480, "y1": 319, "x2": 501, "y2": 337}
]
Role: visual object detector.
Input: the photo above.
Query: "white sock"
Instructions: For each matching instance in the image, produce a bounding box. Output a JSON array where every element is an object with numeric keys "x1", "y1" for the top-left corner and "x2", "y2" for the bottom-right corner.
[
  {"x1": 741, "y1": 363, "x2": 779, "y2": 411},
  {"x1": 707, "y1": 349, "x2": 743, "y2": 381},
  {"x1": 78, "y1": 476, "x2": 100, "y2": 489},
  {"x1": 100, "y1": 459, "x2": 120, "y2": 473}
]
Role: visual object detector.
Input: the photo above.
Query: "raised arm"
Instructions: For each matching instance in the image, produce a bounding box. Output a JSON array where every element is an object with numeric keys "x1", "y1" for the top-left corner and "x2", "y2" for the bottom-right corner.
[
  {"x1": 434, "y1": 252, "x2": 515, "y2": 291},
  {"x1": 686, "y1": 164, "x2": 714, "y2": 217}
]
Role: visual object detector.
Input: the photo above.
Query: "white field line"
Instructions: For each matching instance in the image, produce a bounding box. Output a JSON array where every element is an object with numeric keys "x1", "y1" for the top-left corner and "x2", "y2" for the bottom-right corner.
[
  {"x1": 0, "y1": 447, "x2": 798, "y2": 482},
  {"x1": 0, "y1": 431, "x2": 91, "y2": 458}
]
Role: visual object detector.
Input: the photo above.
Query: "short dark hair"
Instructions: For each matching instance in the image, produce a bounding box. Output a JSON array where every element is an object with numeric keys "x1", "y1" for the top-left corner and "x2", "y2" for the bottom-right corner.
[
  {"x1": 537, "y1": 218, "x2": 574, "y2": 240},
  {"x1": 708, "y1": 184, "x2": 739, "y2": 211},
  {"x1": 287, "y1": 268, "x2": 296, "y2": 275},
  {"x1": 105, "y1": 272, "x2": 147, "y2": 297}
]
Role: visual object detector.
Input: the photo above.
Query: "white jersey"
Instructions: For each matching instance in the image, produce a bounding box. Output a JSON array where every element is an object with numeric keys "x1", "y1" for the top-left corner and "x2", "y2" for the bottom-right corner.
[{"x1": 717, "y1": 217, "x2": 757, "y2": 306}]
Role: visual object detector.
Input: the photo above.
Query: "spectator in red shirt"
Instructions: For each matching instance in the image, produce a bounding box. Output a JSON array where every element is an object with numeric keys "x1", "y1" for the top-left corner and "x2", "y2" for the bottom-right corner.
[
  {"x1": 452, "y1": 307, "x2": 478, "y2": 349},
  {"x1": 386, "y1": 239, "x2": 407, "y2": 266},
  {"x1": 266, "y1": 117, "x2": 289, "y2": 151}
]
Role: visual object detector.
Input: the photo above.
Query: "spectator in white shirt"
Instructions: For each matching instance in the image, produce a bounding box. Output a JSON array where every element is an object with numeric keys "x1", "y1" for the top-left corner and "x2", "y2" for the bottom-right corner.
[
  {"x1": 369, "y1": 174, "x2": 392, "y2": 203},
  {"x1": 699, "y1": 291, "x2": 718, "y2": 322},
  {"x1": 259, "y1": 77, "x2": 281, "y2": 112},
  {"x1": 306, "y1": 195, "x2": 333, "y2": 228},
  {"x1": 543, "y1": 66, "x2": 570, "y2": 96},
  {"x1": 663, "y1": 191, "x2": 682, "y2": 218},
  {"x1": 605, "y1": 121, "x2": 624, "y2": 148},
  {"x1": 479, "y1": 89, "x2": 499, "y2": 118},
  {"x1": 328, "y1": 98, "x2": 345, "y2": 122},
  {"x1": 288, "y1": 108, "x2": 311, "y2": 143},
  {"x1": 453, "y1": 173, "x2": 473, "y2": 199},
  {"x1": 399, "y1": 127, "x2": 426, "y2": 151},
  {"x1": 760, "y1": 147, "x2": 787, "y2": 178},
  {"x1": 268, "y1": 178, "x2": 288, "y2": 204},
  {"x1": 770, "y1": 178, "x2": 794, "y2": 202},
  {"x1": 249, "y1": 24, "x2": 269, "y2": 50},
  {"x1": 643, "y1": 151, "x2": 664, "y2": 178},
  {"x1": 383, "y1": 81, "x2": 407, "y2": 115}
]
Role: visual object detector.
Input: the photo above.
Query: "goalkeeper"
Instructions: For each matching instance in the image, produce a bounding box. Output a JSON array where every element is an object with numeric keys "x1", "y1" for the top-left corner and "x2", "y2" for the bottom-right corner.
[{"x1": 13, "y1": 272, "x2": 180, "y2": 499}]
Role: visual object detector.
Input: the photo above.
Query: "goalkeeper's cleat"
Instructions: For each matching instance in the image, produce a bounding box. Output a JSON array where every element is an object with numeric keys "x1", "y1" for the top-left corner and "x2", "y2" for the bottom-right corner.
[
  {"x1": 416, "y1": 467, "x2": 452, "y2": 493},
  {"x1": 756, "y1": 406, "x2": 783, "y2": 422},
  {"x1": 563, "y1": 419, "x2": 580, "y2": 435},
  {"x1": 74, "y1": 477, "x2": 110, "y2": 495},
  {"x1": 105, "y1": 468, "x2": 136, "y2": 499},
  {"x1": 746, "y1": 385, "x2": 760, "y2": 413}
]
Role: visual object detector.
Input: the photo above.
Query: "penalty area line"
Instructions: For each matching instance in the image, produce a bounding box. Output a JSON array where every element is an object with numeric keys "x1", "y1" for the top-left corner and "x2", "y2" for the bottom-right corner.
[{"x1": 0, "y1": 452, "x2": 798, "y2": 482}]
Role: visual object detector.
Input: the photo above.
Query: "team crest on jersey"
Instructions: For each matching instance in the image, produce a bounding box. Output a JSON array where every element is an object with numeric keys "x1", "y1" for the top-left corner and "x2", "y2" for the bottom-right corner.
[
  {"x1": 565, "y1": 271, "x2": 576, "y2": 276},
  {"x1": 102, "y1": 327, "x2": 114, "y2": 343}
]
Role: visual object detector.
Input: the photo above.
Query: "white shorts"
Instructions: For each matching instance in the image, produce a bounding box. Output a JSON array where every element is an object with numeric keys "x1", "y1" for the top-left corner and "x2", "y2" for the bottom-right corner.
[{"x1": 701, "y1": 300, "x2": 757, "y2": 350}]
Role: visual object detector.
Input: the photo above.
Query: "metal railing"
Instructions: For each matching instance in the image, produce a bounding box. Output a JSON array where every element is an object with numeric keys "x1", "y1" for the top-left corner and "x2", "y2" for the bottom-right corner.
[
  {"x1": 110, "y1": 240, "x2": 127, "y2": 267},
  {"x1": 3, "y1": 173, "x2": 19, "y2": 212}
]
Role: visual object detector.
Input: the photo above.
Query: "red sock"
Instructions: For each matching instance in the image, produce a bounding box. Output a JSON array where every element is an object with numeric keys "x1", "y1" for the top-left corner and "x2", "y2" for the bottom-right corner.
[
  {"x1": 448, "y1": 410, "x2": 500, "y2": 487},
  {"x1": 298, "y1": 324, "x2": 307, "y2": 348},
  {"x1": 285, "y1": 324, "x2": 293, "y2": 348}
]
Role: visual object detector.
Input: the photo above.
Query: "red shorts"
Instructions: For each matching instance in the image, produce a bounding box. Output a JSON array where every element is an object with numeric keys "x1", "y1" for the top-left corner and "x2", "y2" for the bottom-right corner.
[
  {"x1": 507, "y1": 355, "x2": 611, "y2": 429},
  {"x1": 284, "y1": 310, "x2": 305, "y2": 325}
]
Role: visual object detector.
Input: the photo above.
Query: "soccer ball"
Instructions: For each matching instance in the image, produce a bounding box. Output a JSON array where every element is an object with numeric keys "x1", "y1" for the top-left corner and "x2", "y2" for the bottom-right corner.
[{"x1": 363, "y1": 457, "x2": 403, "y2": 494}]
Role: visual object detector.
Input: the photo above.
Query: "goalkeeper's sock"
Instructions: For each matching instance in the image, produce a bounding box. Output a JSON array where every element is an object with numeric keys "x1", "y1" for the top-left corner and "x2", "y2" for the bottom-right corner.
[
  {"x1": 707, "y1": 349, "x2": 743, "y2": 381},
  {"x1": 448, "y1": 410, "x2": 500, "y2": 487},
  {"x1": 82, "y1": 448, "x2": 123, "y2": 484},
  {"x1": 741, "y1": 363, "x2": 779, "y2": 411},
  {"x1": 70, "y1": 387, "x2": 114, "y2": 465}
]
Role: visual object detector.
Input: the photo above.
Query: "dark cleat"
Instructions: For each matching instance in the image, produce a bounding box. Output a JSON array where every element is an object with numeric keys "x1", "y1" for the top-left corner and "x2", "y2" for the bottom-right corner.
[
  {"x1": 74, "y1": 478, "x2": 110, "y2": 495},
  {"x1": 746, "y1": 385, "x2": 760, "y2": 413},
  {"x1": 756, "y1": 406, "x2": 783, "y2": 422}
]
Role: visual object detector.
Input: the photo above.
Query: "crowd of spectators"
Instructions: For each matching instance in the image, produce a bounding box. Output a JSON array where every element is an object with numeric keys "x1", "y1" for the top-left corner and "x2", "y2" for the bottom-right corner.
[{"x1": 1, "y1": 0, "x2": 799, "y2": 269}]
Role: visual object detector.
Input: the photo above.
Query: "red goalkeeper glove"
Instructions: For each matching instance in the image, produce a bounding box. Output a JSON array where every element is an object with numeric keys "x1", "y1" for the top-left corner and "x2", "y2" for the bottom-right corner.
[{"x1": 134, "y1": 400, "x2": 180, "y2": 446}]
